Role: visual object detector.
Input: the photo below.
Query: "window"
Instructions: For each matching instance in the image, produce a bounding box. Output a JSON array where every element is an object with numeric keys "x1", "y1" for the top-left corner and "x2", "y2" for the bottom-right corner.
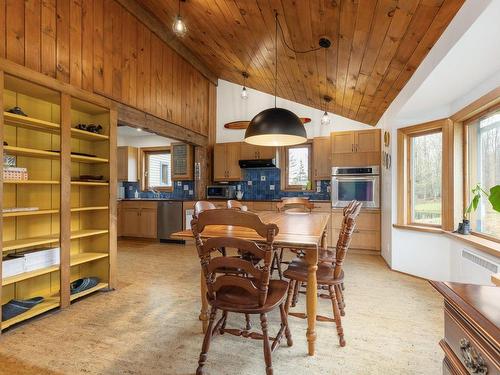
[
  {"x1": 142, "y1": 148, "x2": 172, "y2": 191},
  {"x1": 466, "y1": 108, "x2": 500, "y2": 239},
  {"x1": 283, "y1": 143, "x2": 312, "y2": 190},
  {"x1": 410, "y1": 131, "x2": 443, "y2": 225}
]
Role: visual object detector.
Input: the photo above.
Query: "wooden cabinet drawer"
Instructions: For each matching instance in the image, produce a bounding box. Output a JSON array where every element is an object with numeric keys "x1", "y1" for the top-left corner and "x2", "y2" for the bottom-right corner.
[
  {"x1": 445, "y1": 304, "x2": 499, "y2": 375},
  {"x1": 332, "y1": 210, "x2": 380, "y2": 231},
  {"x1": 332, "y1": 228, "x2": 380, "y2": 251},
  {"x1": 121, "y1": 201, "x2": 158, "y2": 209}
]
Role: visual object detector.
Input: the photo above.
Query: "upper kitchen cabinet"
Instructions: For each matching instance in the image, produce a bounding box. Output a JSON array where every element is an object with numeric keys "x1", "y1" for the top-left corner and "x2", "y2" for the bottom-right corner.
[
  {"x1": 171, "y1": 143, "x2": 193, "y2": 180},
  {"x1": 213, "y1": 142, "x2": 242, "y2": 181},
  {"x1": 331, "y1": 129, "x2": 381, "y2": 166},
  {"x1": 313, "y1": 136, "x2": 331, "y2": 180},
  {"x1": 240, "y1": 143, "x2": 276, "y2": 160},
  {"x1": 117, "y1": 146, "x2": 138, "y2": 182}
]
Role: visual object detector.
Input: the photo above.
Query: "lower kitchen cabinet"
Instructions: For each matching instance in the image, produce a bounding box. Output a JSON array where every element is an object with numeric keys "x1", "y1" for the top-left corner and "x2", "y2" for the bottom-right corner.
[
  {"x1": 120, "y1": 201, "x2": 158, "y2": 238},
  {"x1": 332, "y1": 209, "x2": 381, "y2": 251}
]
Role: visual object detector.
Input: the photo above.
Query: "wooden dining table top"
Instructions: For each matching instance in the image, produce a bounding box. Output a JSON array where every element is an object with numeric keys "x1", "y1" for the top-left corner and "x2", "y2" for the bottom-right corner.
[{"x1": 172, "y1": 211, "x2": 330, "y2": 248}]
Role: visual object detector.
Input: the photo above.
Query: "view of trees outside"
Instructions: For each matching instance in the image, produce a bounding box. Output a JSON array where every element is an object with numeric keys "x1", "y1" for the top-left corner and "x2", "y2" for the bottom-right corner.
[
  {"x1": 147, "y1": 153, "x2": 172, "y2": 188},
  {"x1": 411, "y1": 131, "x2": 442, "y2": 225},
  {"x1": 288, "y1": 147, "x2": 309, "y2": 186},
  {"x1": 470, "y1": 112, "x2": 500, "y2": 237}
]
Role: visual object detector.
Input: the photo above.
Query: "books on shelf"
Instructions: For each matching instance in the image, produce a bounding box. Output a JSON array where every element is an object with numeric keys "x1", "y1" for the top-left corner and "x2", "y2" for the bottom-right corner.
[{"x1": 2, "y1": 247, "x2": 60, "y2": 279}]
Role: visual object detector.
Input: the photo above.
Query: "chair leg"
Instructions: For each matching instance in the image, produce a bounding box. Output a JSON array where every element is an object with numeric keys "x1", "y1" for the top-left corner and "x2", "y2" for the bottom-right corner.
[
  {"x1": 197, "y1": 306, "x2": 217, "y2": 375},
  {"x1": 291, "y1": 281, "x2": 300, "y2": 307},
  {"x1": 220, "y1": 311, "x2": 228, "y2": 334},
  {"x1": 329, "y1": 285, "x2": 345, "y2": 347},
  {"x1": 279, "y1": 303, "x2": 293, "y2": 347},
  {"x1": 260, "y1": 313, "x2": 273, "y2": 375},
  {"x1": 335, "y1": 284, "x2": 345, "y2": 316},
  {"x1": 285, "y1": 280, "x2": 295, "y2": 315},
  {"x1": 244, "y1": 314, "x2": 252, "y2": 330}
]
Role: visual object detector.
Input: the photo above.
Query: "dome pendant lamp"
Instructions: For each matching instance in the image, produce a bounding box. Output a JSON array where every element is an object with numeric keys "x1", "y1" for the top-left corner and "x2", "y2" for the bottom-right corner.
[{"x1": 244, "y1": 13, "x2": 306, "y2": 147}]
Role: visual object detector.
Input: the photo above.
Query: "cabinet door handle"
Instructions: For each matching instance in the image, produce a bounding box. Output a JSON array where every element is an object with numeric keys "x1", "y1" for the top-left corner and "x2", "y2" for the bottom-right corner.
[{"x1": 351, "y1": 144, "x2": 354, "y2": 152}]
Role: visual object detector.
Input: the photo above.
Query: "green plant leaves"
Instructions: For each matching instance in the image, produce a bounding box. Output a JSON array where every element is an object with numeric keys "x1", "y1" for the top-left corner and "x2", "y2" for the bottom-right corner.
[{"x1": 489, "y1": 185, "x2": 500, "y2": 213}]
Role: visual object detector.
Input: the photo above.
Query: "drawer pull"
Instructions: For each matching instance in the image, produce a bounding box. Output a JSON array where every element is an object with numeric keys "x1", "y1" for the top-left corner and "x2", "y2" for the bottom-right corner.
[{"x1": 459, "y1": 338, "x2": 488, "y2": 374}]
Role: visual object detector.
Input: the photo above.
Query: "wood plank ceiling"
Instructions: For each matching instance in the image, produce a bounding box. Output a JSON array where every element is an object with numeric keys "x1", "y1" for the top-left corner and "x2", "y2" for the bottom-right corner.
[{"x1": 136, "y1": 0, "x2": 465, "y2": 125}]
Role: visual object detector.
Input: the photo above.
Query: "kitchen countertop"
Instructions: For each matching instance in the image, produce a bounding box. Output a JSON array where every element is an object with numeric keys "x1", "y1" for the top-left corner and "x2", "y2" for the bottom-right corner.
[{"x1": 119, "y1": 198, "x2": 331, "y2": 203}]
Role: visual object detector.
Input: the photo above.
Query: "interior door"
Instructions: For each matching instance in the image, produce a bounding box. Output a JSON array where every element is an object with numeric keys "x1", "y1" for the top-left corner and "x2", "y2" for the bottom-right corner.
[
  {"x1": 356, "y1": 130, "x2": 380, "y2": 153},
  {"x1": 213, "y1": 143, "x2": 227, "y2": 180},
  {"x1": 331, "y1": 132, "x2": 355, "y2": 154}
]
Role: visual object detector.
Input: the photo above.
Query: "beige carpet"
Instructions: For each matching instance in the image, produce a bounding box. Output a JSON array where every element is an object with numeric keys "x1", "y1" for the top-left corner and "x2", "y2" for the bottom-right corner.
[{"x1": 0, "y1": 240, "x2": 444, "y2": 375}]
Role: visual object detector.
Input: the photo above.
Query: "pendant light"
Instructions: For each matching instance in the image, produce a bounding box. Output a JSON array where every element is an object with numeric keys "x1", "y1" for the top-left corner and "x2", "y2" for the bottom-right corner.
[
  {"x1": 244, "y1": 13, "x2": 306, "y2": 147},
  {"x1": 241, "y1": 72, "x2": 249, "y2": 100},
  {"x1": 321, "y1": 96, "x2": 332, "y2": 125},
  {"x1": 172, "y1": 0, "x2": 187, "y2": 37}
]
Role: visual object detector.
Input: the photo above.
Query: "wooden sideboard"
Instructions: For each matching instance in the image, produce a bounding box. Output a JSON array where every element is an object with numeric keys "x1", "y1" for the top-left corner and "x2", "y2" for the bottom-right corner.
[{"x1": 430, "y1": 281, "x2": 499, "y2": 375}]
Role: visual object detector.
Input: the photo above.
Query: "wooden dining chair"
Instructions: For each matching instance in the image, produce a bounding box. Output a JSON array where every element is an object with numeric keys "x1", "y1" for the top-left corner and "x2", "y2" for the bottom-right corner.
[
  {"x1": 283, "y1": 202, "x2": 362, "y2": 347},
  {"x1": 191, "y1": 209, "x2": 292, "y2": 375},
  {"x1": 227, "y1": 199, "x2": 248, "y2": 211},
  {"x1": 271, "y1": 197, "x2": 314, "y2": 279},
  {"x1": 194, "y1": 201, "x2": 217, "y2": 217}
]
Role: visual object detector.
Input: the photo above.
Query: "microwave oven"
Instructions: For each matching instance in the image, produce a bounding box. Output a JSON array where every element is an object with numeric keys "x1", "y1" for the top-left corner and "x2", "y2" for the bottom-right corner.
[
  {"x1": 206, "y1": 185, "x2": 236, "y2": 199},
  {"x1": 331, "y1": 166, "x2": 380, "y2": 208}
]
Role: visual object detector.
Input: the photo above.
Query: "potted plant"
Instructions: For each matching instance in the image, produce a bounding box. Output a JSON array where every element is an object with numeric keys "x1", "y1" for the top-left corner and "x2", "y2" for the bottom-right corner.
[{"x1": 459, "y1": 183, "x2": 500, "y2": 234}]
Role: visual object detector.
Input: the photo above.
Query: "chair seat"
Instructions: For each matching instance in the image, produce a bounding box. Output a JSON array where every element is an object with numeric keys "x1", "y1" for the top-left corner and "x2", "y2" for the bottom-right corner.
[
  {"x1": 283, "y1": 259, "x2": 344, "y2": 285},
  {"x1": 318, "y1": 248, "x2": 336, "y2": 263},
  {"x1": 210, "y1": 279, "x2": 289, "y2": 314}
]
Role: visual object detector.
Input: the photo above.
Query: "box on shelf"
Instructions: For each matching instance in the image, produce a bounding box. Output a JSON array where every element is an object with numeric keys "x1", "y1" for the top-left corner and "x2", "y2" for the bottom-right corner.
[
  {"x1": 2, "y1": 255, "x2": 26, "y2": 279},
  {"x1": 3, "y1": 167, "x2": 28, "y2": 181}
]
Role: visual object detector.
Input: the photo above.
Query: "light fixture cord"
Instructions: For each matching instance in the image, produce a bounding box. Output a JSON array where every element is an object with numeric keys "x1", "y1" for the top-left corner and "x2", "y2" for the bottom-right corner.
[
  {"x1": 276, "y1": 17, "x2": 322, "y2": 54},
  {"x1": 325, "y1": 46, "x2": 328, "y2": 113},
  {"x1": 178, "y1": 0, "x2": 181, "y2": 16},
  {"x1": 274, "y1": 12, "x2": 278, "y2": 108}
]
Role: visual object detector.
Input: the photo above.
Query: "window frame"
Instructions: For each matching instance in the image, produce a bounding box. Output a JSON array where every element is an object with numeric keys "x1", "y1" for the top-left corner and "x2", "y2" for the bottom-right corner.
[
  {"x1": 140, "y1": 146, "x2": 173, "y2": 192},
  {"x1": 397, "y1": 119, "x2": 454, "y2": 230},
  {"x1": 280, "y1": 141, "x2": 314, "y2": 191},
  {"x1": 463, "y1": 103, "x2": 500, "y2": 241}
]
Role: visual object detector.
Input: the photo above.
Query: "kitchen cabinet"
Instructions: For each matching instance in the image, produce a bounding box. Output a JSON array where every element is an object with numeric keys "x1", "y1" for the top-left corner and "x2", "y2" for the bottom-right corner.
[
  {"x1": 312, "y1": 136, "x2": 331, "y2": 180},
  {"x1": 332, "y1": 209, "x2": 381, "y2": 251},
  {"x1": 171, "y1": 142, "x2": 193, "y2": 180},
  {"x1": 213, "y1": 142, "x2": 242, "y2": 181},
  {"x1": 240, "y1": 143, "x2": 276, "y2": 160},
  {"x1": 117, "y1": 146, "x2": 138, "y2": 181},
  {"x1": 331, "y1": 129, "x2": 381, "y2": 166},
  {"x1": 120, "y1": 201, "x2": 158, "y2": 238}
]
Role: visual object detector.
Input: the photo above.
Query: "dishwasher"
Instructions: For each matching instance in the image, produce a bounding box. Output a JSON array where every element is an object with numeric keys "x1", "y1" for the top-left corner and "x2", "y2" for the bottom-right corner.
[{"x1": 157, "y1": 201, "x2": 184, "y2": 243}]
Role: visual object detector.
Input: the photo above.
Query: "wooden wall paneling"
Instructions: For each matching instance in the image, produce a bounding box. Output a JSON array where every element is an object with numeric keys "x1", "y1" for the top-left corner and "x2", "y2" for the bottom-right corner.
[
  {"x1": 111, "y1": 0, "x2": 122, "y2": 100},
  {"x1": 0, "y1": 71, "x2": 4, "y2": 326},
  {"x1": 6, "y1": 0, "x2": 25, "y2": 65},
  {"x1": 25, "y1": 0, "x2": 41, "y2": 72},
  {"x1": 108, "y1": 104, "x2": 117, "y2": 289},
  {"x1": 56, "y1": 0, "x2": 70, "y2": 82},
  {"x1": 149, "y1": 33, "x2": 161, "y2": 118},
  {"x1": 120, "y1": 9, "x2": 131, "y2": 105},
  {"x1": 41, "y1": 0, "x2": 56, "y2": 77},
  {"x1": 160, "y1": 43, "x2": 169, "y2": 120},
  {"x1": 60, "y1": 93, "x2": 71, "y2": 308},
  {"x1": 93, "y1": 0, "x2": 104, "y2": 93},
  {"x1": 128, "y1": 15, "x2": 137, "y2": 109},
  {"x1": 69, "y1": 0, "x2": 82, "y2": 87},
  {"x1": 81, "y1": 0, "x2": 93, "y2": 91},
  {"x1": 136, "y1": 23, "x2": 151, "y2": 113},
  {"x1": 0, "y1": 0, "x2": 5, "y2": 58}
]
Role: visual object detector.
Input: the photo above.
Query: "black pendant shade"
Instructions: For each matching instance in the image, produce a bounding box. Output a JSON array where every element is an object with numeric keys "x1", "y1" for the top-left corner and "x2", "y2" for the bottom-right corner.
[{"x1": 244, "y1": 107, "x2": 307, "y2": 146}]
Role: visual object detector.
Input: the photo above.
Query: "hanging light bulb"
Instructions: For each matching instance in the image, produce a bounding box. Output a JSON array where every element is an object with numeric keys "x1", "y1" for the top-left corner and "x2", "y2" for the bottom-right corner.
[
  {"x1": 241, "y1": 72, "x2": 249, "y2": 99},
  {"x1": 321, "y1": 95, "x2": 332, "y2": 126},
  {"x1": 172, "y1": 0, "x2": 187, "y2": 37}
]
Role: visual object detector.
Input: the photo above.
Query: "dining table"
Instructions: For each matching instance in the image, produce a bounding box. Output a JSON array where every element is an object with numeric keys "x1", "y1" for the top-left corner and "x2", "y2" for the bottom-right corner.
[{"x1": 172, "y1": 210, "x2": 330, "y2": 356}]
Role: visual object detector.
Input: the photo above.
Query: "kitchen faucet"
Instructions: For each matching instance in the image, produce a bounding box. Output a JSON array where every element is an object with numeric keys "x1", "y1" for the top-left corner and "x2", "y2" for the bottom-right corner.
[{"x1": 150, "y1": 189, "x2": 161, "y2": 198}]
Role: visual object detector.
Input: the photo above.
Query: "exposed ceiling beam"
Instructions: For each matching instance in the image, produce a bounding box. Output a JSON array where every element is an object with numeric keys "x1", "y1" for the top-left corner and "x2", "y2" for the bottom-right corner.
[{"x1": 116, "y1": 0, "x2": 218, "y2": 85}]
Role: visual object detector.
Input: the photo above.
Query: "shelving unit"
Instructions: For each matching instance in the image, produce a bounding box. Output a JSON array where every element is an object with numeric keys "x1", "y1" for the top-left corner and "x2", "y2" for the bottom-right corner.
[{"x1": 1, "y1": 72, "x2": 116, "y2": 331}]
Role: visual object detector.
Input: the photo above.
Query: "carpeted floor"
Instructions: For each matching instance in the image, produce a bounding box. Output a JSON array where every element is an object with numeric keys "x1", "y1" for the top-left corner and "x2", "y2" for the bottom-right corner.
[{"x1": 0, "y1": 240, "x2": 444, "y2": 375}]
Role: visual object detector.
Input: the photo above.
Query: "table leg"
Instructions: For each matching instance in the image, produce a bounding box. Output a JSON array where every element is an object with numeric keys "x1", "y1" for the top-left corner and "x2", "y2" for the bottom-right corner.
[
  {"x1": 199, "y1": 270, "x2": 209, "y2": 333},
  {"x1": 305, "y1": 247, "x2": 318, "y2": 356}
]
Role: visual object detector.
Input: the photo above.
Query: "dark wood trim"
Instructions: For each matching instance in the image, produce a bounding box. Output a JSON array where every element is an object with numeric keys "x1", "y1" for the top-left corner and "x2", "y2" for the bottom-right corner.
[
  {"x1": 116, "y1": 103, "x2": 208, "y2": 147},
  {"x1": 115, "y1": 0, "x2": 218, "y2": 85}
]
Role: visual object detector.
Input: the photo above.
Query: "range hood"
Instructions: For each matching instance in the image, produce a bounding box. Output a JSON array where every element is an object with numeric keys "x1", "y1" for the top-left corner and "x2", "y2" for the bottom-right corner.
[{"x1": 239, "y1": 159, "x2": 276, "y2": 169}]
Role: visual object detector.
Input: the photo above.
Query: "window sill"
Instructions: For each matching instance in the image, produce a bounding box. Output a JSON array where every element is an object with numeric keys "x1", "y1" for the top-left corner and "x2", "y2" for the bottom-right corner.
[{"x1": 392, "y1": 224, "x2": 500, "y2": 257}]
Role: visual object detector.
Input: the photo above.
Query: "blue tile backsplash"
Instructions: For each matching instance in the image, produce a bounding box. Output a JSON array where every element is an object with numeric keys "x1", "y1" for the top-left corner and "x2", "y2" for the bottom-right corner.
[
  {"x1": 226, "y1": 168, "x2": 330, "y2": 201},
  {"x1": 122, "y1": 180, "x2": 195, "y2": 200}
]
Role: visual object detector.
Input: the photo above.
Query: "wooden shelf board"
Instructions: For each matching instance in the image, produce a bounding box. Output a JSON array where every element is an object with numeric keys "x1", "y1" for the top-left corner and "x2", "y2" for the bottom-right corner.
[
  {"x1": 70, "y1": 229, "x2": 109, "y2": 240},
  {"x1": 4, "y1": 146, "x2": 60, "y2": 159},
  {"x1": 70, "y1": 282, "x2": 108, "y2": 301},
  {"x1": 71, "y1": 181, "x2": 109, "y2": 186},
  {"x1": 70, "y1": 154, "x2": 108, "y2": 163},
  {"x1": 70, "y1": 206, "x2": 109, "y2": 212},
  {"x1": 1, "y1": 297, "x2": 60, "y2": 330},
  {"x1": 71, "y1": 128, "x2": 109, "y2": 141},
  {"x1": 3, "y1": 209, "x2": 59, "y2": 217},
  {"x1": 3, "y1": 112, "x2": 60, "y2": 134},
  {"x1": 4, "y1": 180, "x2": 60, "y2": 185},
  {"x1": 2, "y1": 265, "x2": 60, "y2": 286},
  {"x1": 3, "y1": 234, "x2": 59, "y2": 252},
  {"x1": 70, "y1": 252, "x2": 108, "y2": 267}
]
